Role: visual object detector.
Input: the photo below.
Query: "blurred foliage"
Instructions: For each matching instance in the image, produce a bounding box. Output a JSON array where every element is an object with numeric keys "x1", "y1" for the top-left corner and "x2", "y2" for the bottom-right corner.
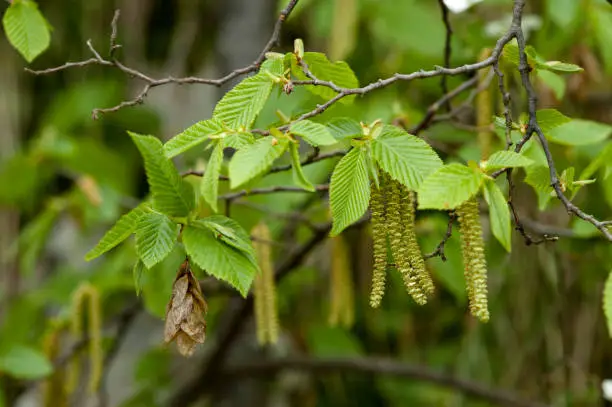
[{"x1": 1, "y1": 0, "x2": 612, "y2": 406}]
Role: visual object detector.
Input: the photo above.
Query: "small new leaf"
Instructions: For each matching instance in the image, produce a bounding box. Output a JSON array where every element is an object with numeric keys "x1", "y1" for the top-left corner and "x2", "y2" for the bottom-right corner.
[
  {"x1": 228, "y1": 137, "x2": 288, "y2": 189},
  {"x1": 199, "y1": 215, "x2": 258, "y2": 268},
  {"x1": 129, "y1": 132, "x2": 195, "y2": 216},
  {"x1": 536, "y1": 109, "x2": 571, "y2": 136},
  {"x1": 289, "y1": 142, "x2": 315, "y2": 191},
  {"x1": 135, "y1": 212, "x2": 179, "y2": 269},
  {"x1": 371, "y1": 125, "x2": 443, "y2": 190},
  {"x1": 482, "y1": 151, "x2": 533, "y2": 172},
  {"x1": 290, "y1": 120, "x2": 337, "y2": 146},
  {"x1": 548, "y1": 120, "x2": 612, "y2": 146},
  {"x1": 418, "y1": 163, "x2": 485, "y2": 210},
  {"x1": 163, "y1": 119, "x2": 224, "y2": 158},
  {"x1": 85, "y1": 203, "x2": 149, "y2": 261},
  {"x1": 483, "y1": 180, "x2": 511, "y2": 252},
  {"x1": 182, "y1": 222, "x2": 259, "y2": 297},
  {"x1": 200, "y1": 141, "x2": 225, "y2": 212},
  {"x1": 291, "y1": 52, "x2": 358, "y2": 103},
  {"x1": 2, "y1": 0, "x2": 51, "y2": 63},
  {"x1": 326, "y1": 117, "x2": 363, "y2": 140},
  {"x1": 330, "y1": 147, "x2": 370, "y2": 236}
]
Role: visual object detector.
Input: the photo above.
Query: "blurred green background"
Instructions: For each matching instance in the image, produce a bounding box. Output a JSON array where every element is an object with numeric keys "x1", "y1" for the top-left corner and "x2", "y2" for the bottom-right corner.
[{"x1": 1, "y1": 0, "x2": 612, "y2": 406}]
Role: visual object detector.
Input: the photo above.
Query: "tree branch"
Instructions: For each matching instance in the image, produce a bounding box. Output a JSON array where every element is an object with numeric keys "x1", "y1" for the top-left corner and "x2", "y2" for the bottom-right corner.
[
  {"x1": 436, "y1": 0, "x2": 453, "y2": 112},
  {"x1": 223, "y1": 356, "x2": 550, "y2": 407}
]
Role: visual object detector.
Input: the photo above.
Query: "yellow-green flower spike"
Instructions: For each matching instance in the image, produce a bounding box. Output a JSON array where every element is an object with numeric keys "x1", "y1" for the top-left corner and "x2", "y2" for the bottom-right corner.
[
  {"x1": 457, "y1": 197, "x2": 489, "y2": 322},
  {"x1": 369, "y1": 178, "x2": 388, "y2": 308},
  {"x1": 329, "y1": 235, "x2": 355, "y2": 327},
  {"x1": 398, "y1": 185, "x2": 434, "y2": 295},
  {"x1": 252, "y1": 222, "x2": 279, "y2": 344},
  {"x1": 385, "y1": 175, "x2": 427, "y2": 305}
]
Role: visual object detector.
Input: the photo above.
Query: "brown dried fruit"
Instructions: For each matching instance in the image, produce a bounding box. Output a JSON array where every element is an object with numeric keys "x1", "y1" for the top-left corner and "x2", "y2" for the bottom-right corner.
[{"x1": 164, "y1": 260, "x2": 207, "y2": 356}]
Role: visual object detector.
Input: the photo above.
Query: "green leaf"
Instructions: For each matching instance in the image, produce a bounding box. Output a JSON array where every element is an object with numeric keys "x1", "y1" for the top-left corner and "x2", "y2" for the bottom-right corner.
[
  {"x1": 604, "y1": 270, "x2": 612, "y2": 337},
  {"x1": 260, "y1": 56, "x2": 285, "y2": 77},
  {"x1": 85, "y1": 203, "x2": 149, "y2": 261},
  {"x1": 0, "y1": 345, "x2": 52, "y2": 379},
  {"x1": 198, "y1": 215, "x2": 258, "y2": 267},
  {"x1": 593, "y1": 6, "x2": 612, "y2": 74},
  {"x1": 537, "y1": 70, "x2": 566, "y2": 100},
  {"x1": 129, "y1": 132, "x2": 195, "y2": 216},
  {"x1": 329, "y1": 147, "x2": 370, "y2": 236},
  {"x1": 326, "y1": 117, "x2": 363, "y2": 139},
  {"x1": 579, "y1": 143, "x2": 612, "y2": 180},
  {"x1": 2, "y1": 0, "x2": 51, "y2": 63},
  {"x1": 292, "y1": 52, "x2": 358, "y2": 103},
  {"x1": 133, "y1": 260, "x2": 145, "y2": 296},
  {"x1": 163, "y1": 118, "x2": 224, "y2": 158},
  {"x1": 224, "y1": 132, "x2": 255, "y2": 149},
  {"x1": 525, "y1": 165, "x2": 553, "y2": 192},
  {"x1": 228, "y1": 137, "x2": 288, "y2": 189},
  {"x1": 482, "y1": 151, "x2": 533, "y2": 172},
  {"x1": 536, "y1": 109, "x2": 571, "y2": 135},
  {"x1": 135, "y1": 212, "x2": 179, "y2": 269},
  {"x1": 371, "y1": 125, "x2": 442, "y2": 190},
  {"x1": 538, "y1": 60, "x2": 583, "y2": 73},
  {"x1": 547, "y1": 120, "x2": 612, "y2": 146},
  {"x1": 417, "y1": 164, "x2": 485, "y2": 210},
  {"x1": 213, "y1": 73, "x2": 274, "y2": 130},
  {"x1": 182, "y1": 222, "x2": 258, "y2": 297},
  {"x1": 17, "y1": 203, "x2": 61, "y2": 275},
  {"x1": 200, "y1": 141, "x2": 224, "y2": 212},
  {"x1": 289, "y1": 142, "x2": 315, "y2": 191},
  {"x1": 290, "y1": 120, "x2": 337, "y2": 146},
  {"x1": 483, "y1": 180, "x2": 511, "y2": 252}
]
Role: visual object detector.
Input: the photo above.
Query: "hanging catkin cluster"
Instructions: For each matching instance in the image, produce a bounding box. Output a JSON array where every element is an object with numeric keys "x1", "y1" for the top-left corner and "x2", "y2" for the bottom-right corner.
[
  {"x1": 42, "y1": 322, "x2": 68, "y2": 407},
  {"x1": 369, "y1": 170, "x2": 433, "y2": 306},
  {"x1": 252, "y1": 222, "x2": 279, "y2": 345},
  {"x1": 456, "y1": 197, "x2": 489, "y2": 322}
]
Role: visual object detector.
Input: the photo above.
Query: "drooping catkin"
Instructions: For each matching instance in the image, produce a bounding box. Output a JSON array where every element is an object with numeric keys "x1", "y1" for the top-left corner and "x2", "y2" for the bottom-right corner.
[
  {"x1": 386, "y1": 177, "x2": 427, "y2": 305},
  {"x1": 329, "y1": 235, "x2": 355, "y2": 327},
  {"x1": 252, "y1": 223, "x2": 279, "y2": 345},
  {"x1": 42, "y1": 325, "x2": 67, "y2": 407},
  {"x1": 369, "y1": 179, "x2": 388, "y2": 308},
  {"x1": 398, "y1": 185, "x2": 434, "y2": 295},
  {"x1": 456, "y1": 197, "x2": 489, "y2": 322},
  {"x1": 66, "y1": 283, "x2": 103, "y2": 394}
]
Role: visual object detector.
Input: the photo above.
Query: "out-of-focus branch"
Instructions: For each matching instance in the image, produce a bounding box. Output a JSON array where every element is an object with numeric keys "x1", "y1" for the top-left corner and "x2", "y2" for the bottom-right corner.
[
  {"x1": 436, "y1": 0, "x2": 453, "y2": 112},
  {"x1": 223, "y1": 356, "x2": 550, "y2": 407}
]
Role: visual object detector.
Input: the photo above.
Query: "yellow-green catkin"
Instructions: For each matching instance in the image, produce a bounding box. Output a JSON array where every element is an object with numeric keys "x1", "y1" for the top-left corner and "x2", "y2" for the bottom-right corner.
[
  {"x1": 42, "y1": 325, "x2": 67, "y2": 407},
  {"x1": 252, "y1": 223, "x2": 279, "y2": 345},
  {"x1": 369, "y1": 179, "x2": 388, "y2": 308},
  {"x1": 329, "y1": 235, "x2": 355, "y2": 327},
  {"x1": 398, "y1": 185, "x2": 434, "y2": 295},
  {"x1": 386, "y1": 177, "x2": 427, "y2": 305},
  {"x1": 477, "y1": 48, "x2": 493, "y2": 159},
  {"x1": 66, "y1": 283, "x2": 103, "y2": 394},
  {"x1": 457, "y1": 198, "x2": 489, "y2": 322}
]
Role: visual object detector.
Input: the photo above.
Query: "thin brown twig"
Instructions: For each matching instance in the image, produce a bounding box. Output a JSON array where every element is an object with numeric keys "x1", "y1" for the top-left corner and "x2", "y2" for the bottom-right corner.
[
  {"x1": 424, "y1": 212, "x2": 455, "y2": 261},
  {"x1": 221, "y1": 184, "x2": 329, "y2": 202},
  {"x1": 437, "y1": 0, "x2": 453, "y2": 112}
]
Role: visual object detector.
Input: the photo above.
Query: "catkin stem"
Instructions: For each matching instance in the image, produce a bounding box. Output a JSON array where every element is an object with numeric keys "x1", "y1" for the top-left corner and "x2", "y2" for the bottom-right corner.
[
  {"x1": 252, "y1": 223, "x2": 279, "y2": 344},
  {"x1": 369, "y1": 179, "x2": 388, "y2": 308},
  {"x1": 457, "y1": 198, "x2": 489, "y2": 322}
]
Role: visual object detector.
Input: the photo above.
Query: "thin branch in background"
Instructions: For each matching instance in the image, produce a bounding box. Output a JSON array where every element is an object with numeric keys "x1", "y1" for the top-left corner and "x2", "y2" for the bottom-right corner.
[
  {"x1": 26, "y1": 0, "x2": 301, "y2": 118},
  {"x1": 108, "y1": 10, "x2": 121, "y2": 57},
  {"x1": 223, "y1": 356, "x2": 550, "y2": 407},
  {"x1": 268, "y1": 150, "x2": 344, "y2": 173},
  {"x1": 220, "y1": 184, "x2": 329, "y2": 202},
  {"x1": 424, "y1": 212, "x2": 455, "y2": 261},
  {"x1": 437, "y1": 0, "x2": 453, "y2": 112}
]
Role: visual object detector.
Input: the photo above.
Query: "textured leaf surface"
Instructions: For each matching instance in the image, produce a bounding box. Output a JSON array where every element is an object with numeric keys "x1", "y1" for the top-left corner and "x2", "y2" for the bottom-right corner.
[
  {"x1": 213, "y1": 73, "x2": 274, "y2": 130},
  {"x1": 229, "y1": 137, "x2": 288, "y2": 188},
  {"x1": 133, "y1": 260, "x2": 145, "y2": 296},
  {"x1": 199, "y1": 215, "x2": 258, "y2": 267},
  {"x1": 418, "y1": 164, "x2": 485, "y2": 210},
  {"x1": 290, "y1": 120, "x2": 337, "y2": 146},
  {"x1": 135, "y1": 212, "x2": 179, "y2": 269},
  {"x1": 129, "y1": 133, "x2": 195, "y2": 216},
  {"x1": 85, "y1": 203, "x2": 148, "y2": 261},
  {"x1": 163, "y1": 119, "x2": 224, "y2": 158},
  {"x1": 604, "y1": 270, "x2": 612, "y2": 337},
  {"x1": 482, "y1": 151, "x2": 533, "y2": 172},
  {"x1": 2, "y1": 0, "x2": 50, "y2": 62},
  {"x1": 292, "y1": 52, "x2": 358, "y2": 103},
  {"x1": 182, "y1": 221, "x2": 258, "y2": 297},
  {"x1": 326, "y1": 117, "x2": 362, "y2": 139},
  {"x1": 483, "y1": 180, "x2": 511, "y2": 252},
  {"x1": 548, "y1": 120, "x2": 612, "y2": 146},
  {"x1": 0, "y1": 345, "x2": 52, "y2": 379},
  {"x1": 289, "y1": 143, "x2": 315, "y2": 191},
  {"x1": 200, "y1": 141, "x2": 224, "y2": 212},
  {"x1": 372, "y1": 125, "x2": 442, "y2": 190},
  {"x1": 330, "y1": 148, "x2": 370, "y2": 236}
]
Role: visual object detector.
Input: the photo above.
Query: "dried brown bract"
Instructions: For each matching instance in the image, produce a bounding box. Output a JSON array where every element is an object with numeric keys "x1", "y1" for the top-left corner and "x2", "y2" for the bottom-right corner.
[{"x1": 164, "y1": 260, "x2": 208, "y2": 356}]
